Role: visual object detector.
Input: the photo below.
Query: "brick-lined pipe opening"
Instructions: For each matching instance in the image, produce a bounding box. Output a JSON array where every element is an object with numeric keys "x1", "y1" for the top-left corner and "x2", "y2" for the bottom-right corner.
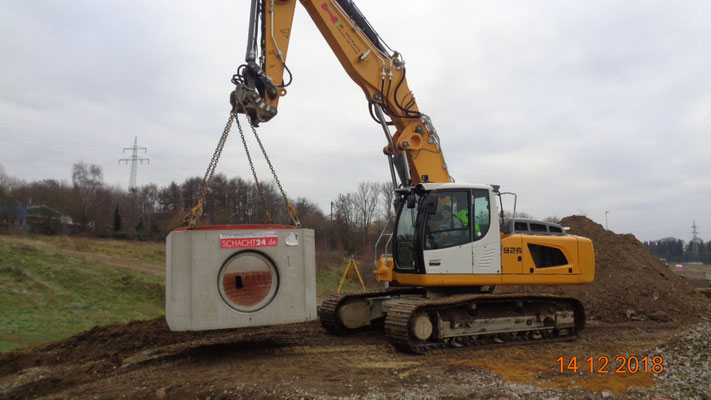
[
  {"x1": 222, "y1": 270, "x2": 273, "y2": 307},
  {"x1": 218, "y1": 251, "x2": 279, "y2": 312}
]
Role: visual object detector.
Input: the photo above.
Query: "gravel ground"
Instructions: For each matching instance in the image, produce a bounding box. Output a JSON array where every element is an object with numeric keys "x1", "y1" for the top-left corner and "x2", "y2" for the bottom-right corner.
[
  {"x1": 629, "y1": 319, "x2": 711, "y2": 400},
  {"x1": 3, "y1": 315, "x2": 710, "y2": 399},
  {"x1": 221, "y1": 318, "x2": 711, "y2": 400},
  {"x1": 301, "y1": 319, "x2": 711, "y2": 400}
]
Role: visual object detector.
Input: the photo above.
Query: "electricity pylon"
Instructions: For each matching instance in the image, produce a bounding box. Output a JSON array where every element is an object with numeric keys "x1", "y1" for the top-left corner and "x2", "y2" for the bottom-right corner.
[{"x1": 119, "y1": 136, "x2": 149, "y2": 189}]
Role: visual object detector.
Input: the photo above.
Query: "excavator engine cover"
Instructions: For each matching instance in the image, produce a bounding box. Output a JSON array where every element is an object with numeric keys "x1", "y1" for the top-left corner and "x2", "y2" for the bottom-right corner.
[{"x1": 165, "y1": 225, "x2": 316, "y2": 331}]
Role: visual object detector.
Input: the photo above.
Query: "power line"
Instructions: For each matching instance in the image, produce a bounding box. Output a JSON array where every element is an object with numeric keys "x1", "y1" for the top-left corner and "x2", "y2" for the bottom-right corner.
[{"x1": 119, "y1": 136, "x2": 149, "y2": 189}]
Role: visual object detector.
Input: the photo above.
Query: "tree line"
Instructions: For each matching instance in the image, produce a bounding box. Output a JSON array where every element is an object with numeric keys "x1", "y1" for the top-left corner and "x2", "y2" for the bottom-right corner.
[
  {"x1": 644, "y1": 238, "x2": 711, "y2": 264},
  {"x1": 0, "y1": 162, "x2": 396, "y2": 259}
]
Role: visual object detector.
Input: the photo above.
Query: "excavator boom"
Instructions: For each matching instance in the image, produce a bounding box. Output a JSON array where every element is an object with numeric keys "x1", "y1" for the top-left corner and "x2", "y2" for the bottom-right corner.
[{"x1": 234, "y1": 0, "x2": 450, "y2": 185}]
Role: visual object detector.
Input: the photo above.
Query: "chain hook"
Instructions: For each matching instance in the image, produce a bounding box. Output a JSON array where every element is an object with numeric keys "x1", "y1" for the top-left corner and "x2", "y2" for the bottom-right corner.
[
  {"x1": 287, "y1": 203, "x2": 301, "y2": 228},
  {"x1": 264, "y1": 209, "x2": 273, "y2": 225},
  {"x1": 183, "y1": 201, "x2": 204, "y2": 229},
  {"x1": 182, "y1": 112, "x2": 235, "y2": 229}
]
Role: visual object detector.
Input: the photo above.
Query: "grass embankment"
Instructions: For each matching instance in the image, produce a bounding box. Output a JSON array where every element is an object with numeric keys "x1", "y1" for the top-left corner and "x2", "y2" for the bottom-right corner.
[
  {"x1": 0, "y1": 234, "x2": 378, "y2": 353},
  {"x1": 9, "y1": 235, "x2": 165, "y2": 264},
  {"x1": 0, "y1": 236, "x2": 164, "y2": 352}
]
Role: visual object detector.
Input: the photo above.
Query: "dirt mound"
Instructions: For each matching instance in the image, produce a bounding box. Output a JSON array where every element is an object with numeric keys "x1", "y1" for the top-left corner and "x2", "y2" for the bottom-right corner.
[
  {"x1": 0, "y1": 317, "x2": 327, "y2": 380},
  {"x1": 506, "y1": 216, "x2": 711, "y2": 323},
  {"x1": 0, "y1": 318, "x2": 334, "y2": 399}
]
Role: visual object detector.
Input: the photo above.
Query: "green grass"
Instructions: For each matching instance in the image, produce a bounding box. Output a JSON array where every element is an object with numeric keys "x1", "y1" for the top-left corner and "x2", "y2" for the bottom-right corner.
[
  {"x1": 44, "y1": 235, "x2": 165, "y2": 263},
  {"x1": 0, "y1": 234, "x2": 380, "y2": 353},
  {"x1": 316, "y1": 259, "x2": 375, "y2": 299},
  {"x1": 0, "y1": 239, "x2": 164, "y2": 352},
  {"x1": 317, "y1": 264, "x2": 347, "y2": 299}
]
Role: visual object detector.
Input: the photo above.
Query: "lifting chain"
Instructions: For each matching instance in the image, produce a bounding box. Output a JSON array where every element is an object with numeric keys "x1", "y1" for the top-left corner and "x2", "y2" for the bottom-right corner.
[
  {"x1": 183, "y1": 102, "x2": 301, "y2": 229},
  {"x1": 183, "y1": 111, "x2": 235, "y2": 229},
  {"x1": 235, "y1": 115, "x2": 273, "y2": 225},
  {"x1": 239, "y1": 113, "x2": 301, "y2": 228}
]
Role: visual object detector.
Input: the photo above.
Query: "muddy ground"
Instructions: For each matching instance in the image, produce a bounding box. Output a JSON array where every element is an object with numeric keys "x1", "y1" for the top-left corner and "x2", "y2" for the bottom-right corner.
[{"x1": 0, "y1": 316, "x2": 702, "y2": 400}]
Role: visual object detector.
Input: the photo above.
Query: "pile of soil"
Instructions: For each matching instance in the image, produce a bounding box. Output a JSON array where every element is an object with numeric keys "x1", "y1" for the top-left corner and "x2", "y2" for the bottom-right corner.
[
  {"x1": 0, "y1": 318, "x2": 331, "y2": 399},
  {"x1": 505, "y1": 216, "x2": 711, "y2": 323}
]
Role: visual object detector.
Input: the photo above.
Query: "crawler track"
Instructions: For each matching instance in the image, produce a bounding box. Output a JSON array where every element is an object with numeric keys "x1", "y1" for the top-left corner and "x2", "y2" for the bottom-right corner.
[
  {"x1": 384, "y1": 294, "x2": 585, "y2": 354},
  {"x1": 318, "y1": 288, "x2": 425, "y2": 335},
  {"x1": 320, "y1": 290, "x2": 585, "y2": 354}
]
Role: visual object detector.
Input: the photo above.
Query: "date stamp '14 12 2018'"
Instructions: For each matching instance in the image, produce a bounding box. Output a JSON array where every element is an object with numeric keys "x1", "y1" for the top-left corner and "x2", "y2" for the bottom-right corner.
[{"x1": 556, "y1": 356, "x2": 664, "y2": 374}]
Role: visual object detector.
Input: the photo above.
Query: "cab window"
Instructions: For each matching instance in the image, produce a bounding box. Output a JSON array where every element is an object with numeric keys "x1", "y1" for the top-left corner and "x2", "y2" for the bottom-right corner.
[
  {"x1": 424, "y1": 191, "x2": 470, "y2": 249},
  {"x1": 473, "y1": 189, "x2": 490, "y2": 240},
  {"x1": 393, "y1": 200, "x2": 418, "y2": 270}
]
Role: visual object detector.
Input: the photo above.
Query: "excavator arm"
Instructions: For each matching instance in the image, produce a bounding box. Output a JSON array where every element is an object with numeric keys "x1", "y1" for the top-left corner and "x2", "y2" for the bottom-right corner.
[{"x1": 232, "y1": 0, "x2": 451, "y2": 186}]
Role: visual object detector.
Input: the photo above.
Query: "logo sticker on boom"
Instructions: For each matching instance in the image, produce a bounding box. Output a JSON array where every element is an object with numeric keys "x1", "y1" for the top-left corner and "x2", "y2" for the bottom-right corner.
[
  {"x1": 220, "y1": 231, "x2": 278, "y2": 249},
  {"x1": 321, "y1": 2, "x2": 340, "y2": 26},
  {"x1": 320, "y1": 1, "x2": 362, "y2": 55}
]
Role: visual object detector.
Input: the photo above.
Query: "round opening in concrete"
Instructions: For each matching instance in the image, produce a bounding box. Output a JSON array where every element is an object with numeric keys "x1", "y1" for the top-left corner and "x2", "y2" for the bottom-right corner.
[{"x1": 218, "y1": 251, "x2": 279, "y2": 313}]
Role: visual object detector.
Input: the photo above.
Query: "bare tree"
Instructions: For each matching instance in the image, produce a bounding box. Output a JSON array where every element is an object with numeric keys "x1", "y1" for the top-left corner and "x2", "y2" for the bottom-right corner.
[
  {"x1": 543, "y1": 215, "x2": 560, "y2": 223},
  {"x1": 353, "y1": 181, "x2": 380, "y2": 247},
  {"x1": 136, "y1": 184, "x2": 159, "y2": 216},
  {"x1": 0, "y1": 163, "x2": 22, "y2": 192},
  {"x1": 71, "y1": 162, "x2": 104, "y2": 228},
  {"x1": 180, "y1": 177, "x2": 202, "y2": 212},
  {"x1": 231, "y1": 177, "x2": 253, "y2": 223},
  {"x1": 293, "y1": 197, "x2": 328, "y2": 232},
  {"x1": 0, "y1": 165, "x2": 25, "y2": 227},
  {"x1": 158, "y1": 182, "x2": 183, "y2": 213},
  {"x1": 0, "y1": 163, "x2": 10, "y2": 192},
  {"x1": 0, "y1": 163, "x2": 10, "y2": 202},
  {"x1": 503, "y1": 210, "x2": 533, "y2": 219},
  {"x1": 379, "y1": 181, "x2": 396, "y2": 223},
  {"x1": 331, "y1": 192, "x2": 357, "y2": 252},
  {"x1": 72, "y1": 162, "x2": 103, "y2": 192},
  {"x1": 206, "y1": 174, "x2": 230, "y2": 224}
]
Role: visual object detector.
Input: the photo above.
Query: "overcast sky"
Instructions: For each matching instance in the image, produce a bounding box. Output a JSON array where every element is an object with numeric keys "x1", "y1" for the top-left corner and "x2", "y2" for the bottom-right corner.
[{"x1": 1, "y1": 1, "x2": 709, "y2": 242}]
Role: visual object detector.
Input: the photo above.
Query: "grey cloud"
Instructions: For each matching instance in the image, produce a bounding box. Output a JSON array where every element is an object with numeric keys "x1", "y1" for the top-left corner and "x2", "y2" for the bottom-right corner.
[{"x1": 1, "y1": 0, "x2": 709, "y2": 243}]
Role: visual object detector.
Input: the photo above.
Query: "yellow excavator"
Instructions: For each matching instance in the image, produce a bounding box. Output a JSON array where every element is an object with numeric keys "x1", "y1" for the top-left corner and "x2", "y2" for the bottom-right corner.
[{"x1": 233, "y1": 0, "x2": 595, "y2": 353}]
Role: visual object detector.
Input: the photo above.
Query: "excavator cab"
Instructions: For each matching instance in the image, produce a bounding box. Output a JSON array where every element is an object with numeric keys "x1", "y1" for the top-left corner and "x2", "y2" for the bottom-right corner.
[
  {"x1": 377, "y1": 182, "x2": 594, "y2": 290},
  {"x1": 391, "y1": 183, "x2": 502, "y2": 279}
]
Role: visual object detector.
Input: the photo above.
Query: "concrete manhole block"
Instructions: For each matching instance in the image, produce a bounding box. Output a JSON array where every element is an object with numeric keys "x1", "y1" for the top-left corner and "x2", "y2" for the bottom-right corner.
[{"x1": 166, "y1": 225, "x2": 316, "y2": 331}]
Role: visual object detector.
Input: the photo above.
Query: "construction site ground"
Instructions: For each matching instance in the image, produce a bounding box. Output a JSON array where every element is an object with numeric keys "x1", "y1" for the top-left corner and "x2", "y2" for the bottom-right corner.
[
  {"x1": 2, "y1": 217, "x2": 711, "y2": 399},
  {"x1": 2, "y1": 316, "x2": 709, "y2": 400}
]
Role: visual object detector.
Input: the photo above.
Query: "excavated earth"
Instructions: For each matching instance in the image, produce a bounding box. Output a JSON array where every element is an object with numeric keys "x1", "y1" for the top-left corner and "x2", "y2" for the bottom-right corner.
[
  {"x1": 502, "y1": 216, "x2": 710, "y2": 324},
  {"x1": 2, "y1": 217, "x2": 710, "y2": 399}
]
